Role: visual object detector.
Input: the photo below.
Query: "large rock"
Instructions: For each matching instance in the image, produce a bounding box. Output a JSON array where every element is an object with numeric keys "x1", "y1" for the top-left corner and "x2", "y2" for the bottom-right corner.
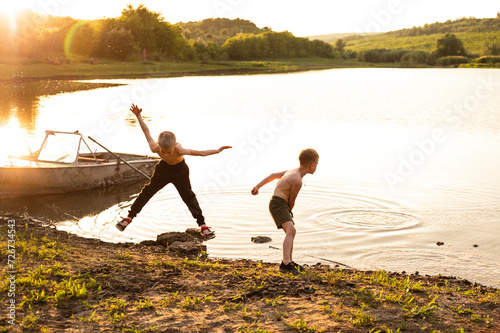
[
  {"x1": 139, "y1": 240, "x2": 157, "y2": 246},
  {"x1": 169, "y1": 241, "x2": 206, "y2": 255},
  {"x1": 153, "y1": 230, "x2": 208, "y2": 256},
  {"x1": 185, "y1": 228, "x2": 205, "y2": 241},
  {"x1": 156, "y1": 232, "x2": 196, "y2": 246}
]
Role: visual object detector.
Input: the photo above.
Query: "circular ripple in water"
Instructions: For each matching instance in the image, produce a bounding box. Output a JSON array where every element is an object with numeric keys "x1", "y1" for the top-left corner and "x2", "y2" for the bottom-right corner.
[{"x1": 316, "y1": 210, "x2": 420, "y2": 231}]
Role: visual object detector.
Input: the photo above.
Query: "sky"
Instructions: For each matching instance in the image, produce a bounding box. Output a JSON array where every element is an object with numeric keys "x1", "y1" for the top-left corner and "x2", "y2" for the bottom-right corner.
[{"x1": 3, "y1": 0, "x2": 499, "y2": 36}]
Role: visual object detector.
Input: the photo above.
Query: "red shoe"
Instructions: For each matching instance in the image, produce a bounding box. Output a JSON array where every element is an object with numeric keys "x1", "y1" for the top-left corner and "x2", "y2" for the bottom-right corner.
[
  {"x1": 200, "y1": 226, "x2": 215, "y2": 240},
  {"x1": 116, "y1": 217, "x2": 131, "y2": 232}
]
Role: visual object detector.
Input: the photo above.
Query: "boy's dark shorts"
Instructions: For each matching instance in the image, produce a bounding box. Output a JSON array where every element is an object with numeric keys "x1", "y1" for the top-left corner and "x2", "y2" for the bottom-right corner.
[{"x1": 269, "y1": 196, "x2": 294, "y2": 229}]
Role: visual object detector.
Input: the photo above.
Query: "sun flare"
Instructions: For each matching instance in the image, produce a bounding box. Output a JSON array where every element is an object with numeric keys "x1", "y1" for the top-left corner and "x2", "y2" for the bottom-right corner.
[
  {"x1": 1, "y1": 3, "x2": 31, "y2": 31},
  {"x1": 0, "y1": 118, "x2": 31, "y2": 164}
]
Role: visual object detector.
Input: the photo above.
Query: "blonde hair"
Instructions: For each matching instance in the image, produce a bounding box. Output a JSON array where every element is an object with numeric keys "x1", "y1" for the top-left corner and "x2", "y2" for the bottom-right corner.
[
  {"x1": 299, "y1": 148, "x2": 319, "y2": 166},
  {"x1": 158, "y1": 131, "x2": 176, "y2": 150}
]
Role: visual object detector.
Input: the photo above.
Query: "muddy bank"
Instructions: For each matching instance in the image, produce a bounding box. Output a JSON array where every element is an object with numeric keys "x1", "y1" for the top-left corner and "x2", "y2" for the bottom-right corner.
[{"x1": 1, "y1": 215, "x2": 498, "y2": 332}]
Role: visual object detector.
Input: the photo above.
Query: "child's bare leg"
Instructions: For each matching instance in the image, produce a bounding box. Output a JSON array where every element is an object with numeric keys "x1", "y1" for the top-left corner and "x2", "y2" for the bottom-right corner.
[{"x1": 281, "y1": 221, "x2": 296, "y2": 264}]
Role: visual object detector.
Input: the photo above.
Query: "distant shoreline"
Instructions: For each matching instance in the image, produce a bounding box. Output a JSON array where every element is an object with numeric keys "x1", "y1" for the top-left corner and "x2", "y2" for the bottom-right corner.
[
  {"x1": 1, "y1": 66, "x2": 299, "y2": 84},
  {"x1": 3, "y1": 58, "x2": 497, "y2": 84},
  {"x1": 0, "y1": 58, "x2": 430, "y2": 84}
]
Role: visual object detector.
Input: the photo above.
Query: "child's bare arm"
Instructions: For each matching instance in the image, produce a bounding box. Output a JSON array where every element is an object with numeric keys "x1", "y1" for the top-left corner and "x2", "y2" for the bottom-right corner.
[
  {"x1": 177, "y1": 145, "x2": 232, "y2": 157},
  {"x1": 251, "y1": 171, "x2": 286, "y2": 195},
  {"x1": 130, "y1": 104, "x2": 159, "y2": 153}
]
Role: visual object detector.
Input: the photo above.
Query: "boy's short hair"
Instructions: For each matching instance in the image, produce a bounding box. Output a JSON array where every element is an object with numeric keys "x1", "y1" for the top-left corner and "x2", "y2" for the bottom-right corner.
[
  {"x1": 299, "y1": 148, "x2": 319, "y2": 166},
  {"x1": 158, "y1": 131, "x2": 176, "y2": 150}
]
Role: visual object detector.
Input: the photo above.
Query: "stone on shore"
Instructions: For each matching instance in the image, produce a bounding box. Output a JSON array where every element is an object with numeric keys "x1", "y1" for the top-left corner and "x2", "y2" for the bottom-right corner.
[
  {"x1": 148, "y1": 230, "x2": 207, "y2": 256},
  {"x1": 185, "y1": 228, "x2": 205, "y2": 241},
  {"x1": 169, "y1": 241, "x2": 206, "y2": 255},
  {"x1": 156, "y1": 232, "x2": 195, "y2": 246},
  {"x1": 251, "y1": 236, "x2": 272, "y2": 244}
]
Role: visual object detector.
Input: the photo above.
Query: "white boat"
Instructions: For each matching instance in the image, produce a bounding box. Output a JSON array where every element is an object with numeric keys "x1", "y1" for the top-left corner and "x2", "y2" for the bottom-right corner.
[{"x1": 0, "y1": 130, "x2": 158, "y2": 197}]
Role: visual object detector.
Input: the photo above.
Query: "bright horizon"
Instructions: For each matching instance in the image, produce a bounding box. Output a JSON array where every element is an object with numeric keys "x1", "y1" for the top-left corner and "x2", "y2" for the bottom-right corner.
[{"x1": 2, "y1": 0, "x2": 499, "y2": 36}]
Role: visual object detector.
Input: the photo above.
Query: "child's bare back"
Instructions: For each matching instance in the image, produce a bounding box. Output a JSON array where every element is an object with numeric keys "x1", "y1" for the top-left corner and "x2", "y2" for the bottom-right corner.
[{"x1": 273, "y1": 169, "x2": 303, "y2": 204}]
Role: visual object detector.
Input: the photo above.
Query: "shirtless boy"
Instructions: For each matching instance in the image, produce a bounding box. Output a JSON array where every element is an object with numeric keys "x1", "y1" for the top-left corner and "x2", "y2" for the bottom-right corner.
[
  {"x1": 116, "y1": 104, "x2": 231, "y2": 239},
  {"x1": 251, "y1": 148, "x2": 319, "y2": 274}
]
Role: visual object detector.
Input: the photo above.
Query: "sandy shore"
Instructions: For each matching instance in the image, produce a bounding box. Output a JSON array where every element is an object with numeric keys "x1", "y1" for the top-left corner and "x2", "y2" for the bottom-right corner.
[{"x1": 1, "y1": 215, "x2": 499, "y2": 332}]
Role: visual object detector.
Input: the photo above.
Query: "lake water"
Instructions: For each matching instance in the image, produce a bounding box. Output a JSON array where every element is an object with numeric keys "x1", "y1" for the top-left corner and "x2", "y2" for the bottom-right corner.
[{"x1": 1, "y1": 68, "x2": 500, "y2": 287}]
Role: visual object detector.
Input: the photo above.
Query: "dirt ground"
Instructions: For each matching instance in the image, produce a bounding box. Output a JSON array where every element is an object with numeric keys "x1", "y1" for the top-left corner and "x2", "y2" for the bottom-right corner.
[{"x1": 1, "y1": 215, "x2": 499, "y2": 332}]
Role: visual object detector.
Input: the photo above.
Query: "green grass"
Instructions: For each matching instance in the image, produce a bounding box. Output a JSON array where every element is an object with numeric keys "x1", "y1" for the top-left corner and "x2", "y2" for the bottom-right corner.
[
  {"x1": 346, "y1": 31, "x2": 500, "y2": 55},
  {"x1": 0, "y1": 56, "x2": 403, "y2": 82},
  {"x1": 0, "y1": 60, "x2": 227, "y2": 79}
]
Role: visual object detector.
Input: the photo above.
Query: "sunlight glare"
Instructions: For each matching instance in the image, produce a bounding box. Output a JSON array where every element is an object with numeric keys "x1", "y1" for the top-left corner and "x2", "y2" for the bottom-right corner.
[
  {"x1": 0, "y1": 118, "x2": 30, "y2": 164},
  {"x1": 1, "y1": 3, "x2": 30, "y2": 31}
]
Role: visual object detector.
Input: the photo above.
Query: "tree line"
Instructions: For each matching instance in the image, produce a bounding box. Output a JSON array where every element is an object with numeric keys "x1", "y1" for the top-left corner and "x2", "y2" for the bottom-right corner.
[
  {"x1": 3, "y1": 5, "x2": 497, "y2": 66},
  {"x1": 222, "y1": 31, "x2": 337, "y2": 60},
  {"x1": 388, "y1": 15, "x2": 500, "y2": 37},
  {"x1": 357, "y1": 34, "x2": 463, "y2": 65},
  {"x1": 1, "y1": 4, "x2": 337, "y2": 62},
  {"x1": 356, "y1": 33, "x2": 500, "y2": 66},
  {"x1": 2, "y1": 5, "x2": 186, "y2": 61}
]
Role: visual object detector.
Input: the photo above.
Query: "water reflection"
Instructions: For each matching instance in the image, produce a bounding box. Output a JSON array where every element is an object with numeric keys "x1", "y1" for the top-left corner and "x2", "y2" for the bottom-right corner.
[
  {"x1": 0, "y1": 80, "x2": 121, "y2": 131},
  {"x1": 0, "y1": 80, "x2": 123, "y2": 161},
  {"x1": 1, "y1": 69, "x2": 499, "y2": 287},
  {"x1": 0, "y1": 181, "x2": 147, "y2": 223}
]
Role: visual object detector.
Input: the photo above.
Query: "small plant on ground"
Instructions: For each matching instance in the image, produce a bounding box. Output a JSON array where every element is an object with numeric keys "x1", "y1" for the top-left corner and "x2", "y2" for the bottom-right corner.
[
  {"x1": 135, "y1": 299, "x2": 155, "y2": 310},
  {"x1": 285, "y1": 316, "x2": 322, "y2": 332},
  {"x1": 350, "y1": 308, "x2": 375, "y2": 327}
]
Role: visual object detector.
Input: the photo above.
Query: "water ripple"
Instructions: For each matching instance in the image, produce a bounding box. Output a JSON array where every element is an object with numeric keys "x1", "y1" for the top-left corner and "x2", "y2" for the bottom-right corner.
[{"x1": 315, "y1": 210, "x2": 420, "y2": 231}]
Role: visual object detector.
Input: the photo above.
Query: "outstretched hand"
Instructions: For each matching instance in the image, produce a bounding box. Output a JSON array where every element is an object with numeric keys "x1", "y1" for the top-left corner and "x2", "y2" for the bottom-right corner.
[
  {"x1": 218, "y1": 146, "x2": 232, "y2": 153},
  {"x1": 130, "y1": 103, "x2": 142, "y2": 116},
  {"x1": 251, "y1": 186, "x2": 259, "y2": 195}
]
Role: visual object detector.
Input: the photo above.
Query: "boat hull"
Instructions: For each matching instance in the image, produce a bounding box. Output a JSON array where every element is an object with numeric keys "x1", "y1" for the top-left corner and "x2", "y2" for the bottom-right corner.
[{"x1": 0, "y1": 155, "x2": 159, "y2": 197}]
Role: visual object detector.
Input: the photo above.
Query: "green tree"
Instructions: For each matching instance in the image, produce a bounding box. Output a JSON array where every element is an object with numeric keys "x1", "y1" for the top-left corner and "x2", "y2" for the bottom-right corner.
[
  {"x1": 119, "y1": 4, "x2": 160, "y2": 51},
  {"x1": 68, "y1": 22, "x2": 97, "y2": 57},
  {"x1": 39, "y1": 16, "x2": 76, "y2": 53},
  {"x1": 118, "y1": 4, "x2": 184, "y2": 60},
  {"x1": 223, "y1": 34, "x2": 251, "y2": 60},
  {"x1": 335, "y1": 39, "x2": 346, "y2": 54},
  {"x1": 222, "y1": 30, "x2": 335, "y2": 60},
  {"x1": 482, "y1": 42, "x2": 500, "y2": 55},
  {"x1": 310, "y1": 39, "x2": 335, "y2": 58},
  {"x1": 435, "y1": 33, "x2": 466, "y2": 57},
  {"x1": 104, "y1": 28, "x2": 134, "y2": 60}
]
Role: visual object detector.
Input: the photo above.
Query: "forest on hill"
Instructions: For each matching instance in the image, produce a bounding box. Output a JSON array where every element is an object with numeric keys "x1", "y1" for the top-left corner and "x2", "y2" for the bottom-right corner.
[
  {"x1": 345, "y1": 14, "x2": 500, "y2": 63},
  {"x1": 330, "y1": 14, "x2": 500, "y2": 67},
  {"x1": 0, "y1": 4, "x2": 338, "y2": 63},
  {"x1": 311, "y1": 14, "x2": 500, "y2": 52},
  {"x1": 386, "y1": 15, "x2": 500, "y2": 37},
  {"x1": 2, "y1": 4, "x2": 499, "y2": 68},
  {"x1": 177, "y1": 18, "x2": 265, "y2": 43}
]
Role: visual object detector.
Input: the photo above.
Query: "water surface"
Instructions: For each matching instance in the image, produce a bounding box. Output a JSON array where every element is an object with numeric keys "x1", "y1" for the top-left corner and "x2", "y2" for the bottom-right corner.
[{"x1": 1, "y1": 68, "x2": 499, "y2": 287}]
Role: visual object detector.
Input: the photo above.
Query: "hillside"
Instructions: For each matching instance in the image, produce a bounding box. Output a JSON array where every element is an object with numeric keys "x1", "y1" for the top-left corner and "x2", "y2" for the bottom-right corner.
[
  {"x1": 307, "y1": 15, "x2": 500, "y2": 56},
  {"x1": 346, "y1": 15, "x2": 500, "y2": 55},
  {"x1": 386, "y1": 15, "x2": 500, "y2": 37},
  {"x1": 306, "y1": 32, "x2": 382, "y2": 44}
]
